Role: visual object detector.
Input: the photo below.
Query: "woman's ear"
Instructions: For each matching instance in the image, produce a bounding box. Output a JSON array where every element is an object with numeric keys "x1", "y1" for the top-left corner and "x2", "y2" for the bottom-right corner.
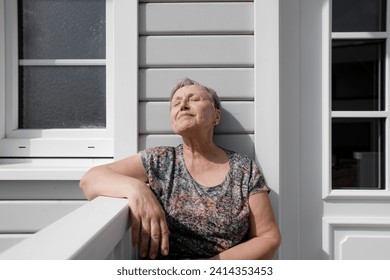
[{"x1": 214, "y1": 109, "x2": 222, "y2": 125}]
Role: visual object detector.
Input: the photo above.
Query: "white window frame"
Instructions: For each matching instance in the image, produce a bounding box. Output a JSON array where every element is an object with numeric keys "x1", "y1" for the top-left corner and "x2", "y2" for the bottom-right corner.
[
  {"x1": 0, "y1": 0, "x2": 138, "y2": 179},
  {"x1": 0, "y1": 1, "x2": 5, "y2": 146},
  {"x1": 0, "y1": 0, "x2": 115, "y2": 158},
  {"x1": 322, "y1": 0, "x2": 390, "y2": 199},
  {"x1": 254, "y1": 1, "x2": 279, "y2": 195}
]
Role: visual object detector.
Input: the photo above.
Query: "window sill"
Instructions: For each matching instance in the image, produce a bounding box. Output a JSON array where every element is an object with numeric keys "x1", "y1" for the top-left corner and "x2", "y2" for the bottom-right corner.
[
  {"x1": 0, "y1": 158, "x2": 112, "y2": 181},
  {"x1": 323, "y1": 189, "x2": 390, "y2": 201}
]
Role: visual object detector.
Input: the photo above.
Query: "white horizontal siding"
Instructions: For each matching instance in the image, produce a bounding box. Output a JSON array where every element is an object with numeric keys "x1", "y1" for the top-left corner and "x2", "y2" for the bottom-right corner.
[
  {"x1": 139, "y1": 68, "x2": 254, "y2": 101},
  {"x1": 0, "y1": 181, "x2": 84, "y2": 200},
  {"x1": 140, "y1": 3, "x2": 253, "y2": 35},
  {"x1": 138, "y1": 0, "x2": 255, "y2": 159},
  {"x1": 0, "y1": 201, "x2": 84, "y2": 233},
  {"x1": 139, "y1": 101, "x2": 254, "y2": 134},
  {"x1": 0, "y1": 158, "x2": 111, "y2": 181},
  {"x1": 139, "y1": 36, "x2": 254, "y2": 68}
]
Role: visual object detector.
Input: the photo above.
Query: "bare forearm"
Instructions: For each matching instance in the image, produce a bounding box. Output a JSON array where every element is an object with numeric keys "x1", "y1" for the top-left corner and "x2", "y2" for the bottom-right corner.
[
  {"x1": 210, "y1": 235, "x2": 280, "y2": 260},
  {"x1": 79, "y1": 165, "x2": 144, "y2": 200}
]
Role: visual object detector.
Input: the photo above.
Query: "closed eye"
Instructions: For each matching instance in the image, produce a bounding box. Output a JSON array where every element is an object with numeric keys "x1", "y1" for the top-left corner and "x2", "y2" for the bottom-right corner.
[{"x1": 171, "y1": 99, "x2": 182, "y2": 107}]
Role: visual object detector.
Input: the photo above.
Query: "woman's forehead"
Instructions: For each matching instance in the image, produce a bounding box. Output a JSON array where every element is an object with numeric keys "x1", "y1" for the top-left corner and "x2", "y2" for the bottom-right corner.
[{"x1": 172, "y1": 85, "x2": 209, "y2": 99}]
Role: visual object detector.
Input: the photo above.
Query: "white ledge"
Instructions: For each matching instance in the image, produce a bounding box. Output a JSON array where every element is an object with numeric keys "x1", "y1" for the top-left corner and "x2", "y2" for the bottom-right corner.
[
  {"x1": 19, "y1": 59, "x2": 106, "y2": 66},
  {"x1": 0, "y1": 158, "x2": 112, "y2": 180},
  {"x1": 0, "y1": 196, "x2": 131, "y2": 260}
]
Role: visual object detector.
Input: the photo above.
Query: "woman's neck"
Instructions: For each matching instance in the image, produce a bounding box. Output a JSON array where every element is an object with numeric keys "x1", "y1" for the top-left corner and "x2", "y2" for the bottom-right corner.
[
  {"x1": 181, "y1": 135, "x2": 228, "y2": 166},
  {"x1": 182, "y1": 136, "x2": 217, "y2": 156},
  {"x1": 181, "y1": 136, "x2": 229, "y2": 187}
]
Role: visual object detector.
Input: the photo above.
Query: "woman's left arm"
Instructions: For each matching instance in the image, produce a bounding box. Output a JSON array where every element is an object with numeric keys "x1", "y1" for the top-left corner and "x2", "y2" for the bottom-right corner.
[{"x1": 210, "y1": 192, "x2": 281, "y2": 260}]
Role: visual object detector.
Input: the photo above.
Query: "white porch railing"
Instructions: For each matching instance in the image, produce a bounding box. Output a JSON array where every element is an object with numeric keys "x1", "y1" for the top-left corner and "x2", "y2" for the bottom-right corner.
[{"x1": 0, "y1": 196, "x2": 136, "y2": 260}]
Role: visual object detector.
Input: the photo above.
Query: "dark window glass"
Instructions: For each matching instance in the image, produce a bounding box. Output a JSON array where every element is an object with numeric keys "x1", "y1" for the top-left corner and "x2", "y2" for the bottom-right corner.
[
  {"x1": 332, "y1": 0, "x2": 386, "y2": 32},
  {"x1": 18, "y1": 0, "x2": 105, "y2": 59},
  {"x1": 17, "y1": 0, "x2": 106, "y2": 130},
  {"x1": 19, "y1": 66, "x2": 106, "y2": 129},
  {"x1": 332, "y1": 118, "x2": 385, "y2": 189},
  {"x1": 332, "y1": 40, "x2": 385, "y2": 111}
]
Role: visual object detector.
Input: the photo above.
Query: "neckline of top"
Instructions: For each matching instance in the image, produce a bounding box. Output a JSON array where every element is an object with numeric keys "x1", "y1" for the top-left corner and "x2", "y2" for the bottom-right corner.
[{"x1": 176, "y1": 144, "x2": 232, "y2": 191}]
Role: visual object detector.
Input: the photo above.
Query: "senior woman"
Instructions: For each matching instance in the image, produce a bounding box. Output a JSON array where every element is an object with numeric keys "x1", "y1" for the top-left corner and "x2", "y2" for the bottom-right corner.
[{"x1": 80, "y1": 78, "x2": 281, "y2": 260}]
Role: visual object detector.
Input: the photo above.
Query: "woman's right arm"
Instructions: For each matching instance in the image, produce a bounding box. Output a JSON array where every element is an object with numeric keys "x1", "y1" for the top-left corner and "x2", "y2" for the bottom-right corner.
[
  {"x1": 79, "y1": 154, "x2": 169, "y2": 259},
  {"x1": 80, "y1": 153, "x2": 148, "y2": 200}
]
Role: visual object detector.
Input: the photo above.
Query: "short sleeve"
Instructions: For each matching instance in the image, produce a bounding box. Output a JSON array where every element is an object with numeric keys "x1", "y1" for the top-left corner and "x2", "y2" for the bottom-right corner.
[
  {"x1": 249, "y1": 161, "x2": 271, "y2": 195},
  {"x1": 139, "y1": 146, "x2": 175, "y2": 196}
]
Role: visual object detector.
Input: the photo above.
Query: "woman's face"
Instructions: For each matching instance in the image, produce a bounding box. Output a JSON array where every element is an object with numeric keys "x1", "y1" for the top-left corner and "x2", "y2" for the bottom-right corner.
[{"x1": 170, "y1": 85, "x2": 221, "y2": 136}]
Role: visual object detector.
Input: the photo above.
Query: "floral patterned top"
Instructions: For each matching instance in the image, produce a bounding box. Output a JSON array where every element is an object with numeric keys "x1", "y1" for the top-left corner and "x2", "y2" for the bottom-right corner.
[{"x1": 140, "y1": 145, "x2": 270, "y2": 259}]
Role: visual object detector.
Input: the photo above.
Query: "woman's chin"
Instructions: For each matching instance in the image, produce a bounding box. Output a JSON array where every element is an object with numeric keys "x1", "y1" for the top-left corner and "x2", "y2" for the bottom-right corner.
[{"x1": 172, "y1": 124, "x2": 193, "y2": 135}]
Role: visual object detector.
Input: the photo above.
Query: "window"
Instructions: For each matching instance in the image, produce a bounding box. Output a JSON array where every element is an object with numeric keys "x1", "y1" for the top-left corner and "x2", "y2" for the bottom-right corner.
[
  {"x1": 0, "y1": 0, "x2": 114, "y2": 158},
  {"x1": 0, "y1": 0, "x2": 138, "y2": 179},
  {"x1": 327, "y1": 0, "x2": 388, "y2": 193}
]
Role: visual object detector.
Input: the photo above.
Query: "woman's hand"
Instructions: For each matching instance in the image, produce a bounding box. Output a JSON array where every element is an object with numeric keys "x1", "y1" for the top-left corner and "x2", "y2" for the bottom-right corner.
[
  {"x1": 127, "y1": 182, "x2": 170, "y2": 259},
  {"x1": 80, "y1": 154, "x2": 170, "y2": 259}
]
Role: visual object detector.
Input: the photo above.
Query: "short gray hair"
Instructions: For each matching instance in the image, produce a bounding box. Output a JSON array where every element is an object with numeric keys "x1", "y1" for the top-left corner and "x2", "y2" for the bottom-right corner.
[{"x1": 170, "y1": 78, "x2": 221, "y2": 110}]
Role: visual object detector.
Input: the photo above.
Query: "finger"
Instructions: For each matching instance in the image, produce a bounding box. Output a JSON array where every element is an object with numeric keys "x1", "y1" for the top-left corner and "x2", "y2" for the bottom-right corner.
[
  {"x1": 140, "y1": 220, "x2": 151, "y2": 258},
  {"x1": 130, "y1": 211, "x2": 140, "y2": 248},
  {"x1": 160, "y1": 219, "x2": 170, "y2": 256},
  {"x1": 148, "y1": 219, "x2": 161, "y2": 259}
]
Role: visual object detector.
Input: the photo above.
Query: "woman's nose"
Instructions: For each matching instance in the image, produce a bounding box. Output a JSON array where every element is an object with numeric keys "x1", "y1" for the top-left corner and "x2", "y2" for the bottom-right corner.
[{"x1": 180, "y1": 99, "x2": 190, "y2": 110}]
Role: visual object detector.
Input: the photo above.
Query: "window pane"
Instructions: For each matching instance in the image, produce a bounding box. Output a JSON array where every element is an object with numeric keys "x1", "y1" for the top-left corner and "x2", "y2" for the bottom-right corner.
[
  {"x1": 332, "y1": 0, "x2": 386, "y2": 32},
  {"x1": 18, "y1": 0, "x2": 105, "y2": 59},
  {"x1": 332, "y1": 40, "x2": 385, "y2": 111},
  {"x1": 19, "y1": 66, "x2": 106, "y2": 129},
  {"x1": 332, "y1": 118, "x2": 385, "y2": 189}
]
